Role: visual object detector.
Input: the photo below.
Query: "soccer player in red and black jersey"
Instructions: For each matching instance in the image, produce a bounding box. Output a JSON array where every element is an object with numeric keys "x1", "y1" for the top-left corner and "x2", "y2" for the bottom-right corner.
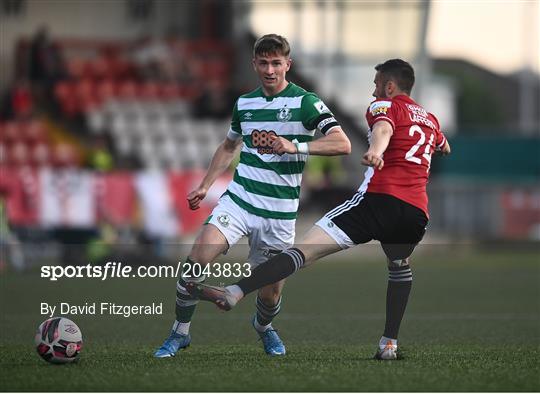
[{"x1": 187, "y1": 59, "x2": 451, "y2": 360}]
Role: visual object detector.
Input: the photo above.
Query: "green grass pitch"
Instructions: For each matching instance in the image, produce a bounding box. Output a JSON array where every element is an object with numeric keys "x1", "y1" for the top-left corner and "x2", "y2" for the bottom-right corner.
[{"x1": 1, "y1": 246, "x2": 539, "y2": 391}]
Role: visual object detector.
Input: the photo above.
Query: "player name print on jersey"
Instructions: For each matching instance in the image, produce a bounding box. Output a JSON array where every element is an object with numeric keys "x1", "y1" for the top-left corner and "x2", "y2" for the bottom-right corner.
[{"x1": 406, "y1": 104, "x2": 437, "y2": 130}]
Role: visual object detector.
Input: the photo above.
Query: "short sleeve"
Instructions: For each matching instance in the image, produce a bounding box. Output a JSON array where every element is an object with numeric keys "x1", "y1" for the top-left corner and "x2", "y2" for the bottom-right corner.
[
  {"x1": 435, "y1": 131, "x2": 447, "y2": 150},
  {"x1": 301, "y1": 93, "x2": 340, "y2": 134},
  {"x1": 365, "y1": 99, "x2": 396, "y2": 131},
  {"x1": 429, "y1": 112, "x2": 447, "y2": 149},
  {"x1": 227, "y1": 100, "x2": 242, "y2": 141}
]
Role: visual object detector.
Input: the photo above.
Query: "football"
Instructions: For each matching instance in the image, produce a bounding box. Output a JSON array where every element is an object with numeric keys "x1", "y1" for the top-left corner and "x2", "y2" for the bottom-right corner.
[{"x1": 34, "y1": 317, "x2": 83, "y2": 364}]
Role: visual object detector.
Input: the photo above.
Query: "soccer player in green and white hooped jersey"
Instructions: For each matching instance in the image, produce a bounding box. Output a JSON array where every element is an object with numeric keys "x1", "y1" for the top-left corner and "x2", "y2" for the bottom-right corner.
[{"x1": 154, "y1": 34, "x2": 351, "y2": 357}]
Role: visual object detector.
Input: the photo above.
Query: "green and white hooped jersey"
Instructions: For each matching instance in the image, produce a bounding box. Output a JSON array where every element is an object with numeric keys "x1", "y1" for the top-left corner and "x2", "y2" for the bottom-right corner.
[{"x1": 225, "y1": 82, "x2": 340, "y2": 220}]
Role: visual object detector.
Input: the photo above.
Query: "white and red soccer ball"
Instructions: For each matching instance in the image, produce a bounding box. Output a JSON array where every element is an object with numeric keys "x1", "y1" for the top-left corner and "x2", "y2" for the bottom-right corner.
[{"x1": 35, "y1": 317, "x2": 83, "y2": 364}]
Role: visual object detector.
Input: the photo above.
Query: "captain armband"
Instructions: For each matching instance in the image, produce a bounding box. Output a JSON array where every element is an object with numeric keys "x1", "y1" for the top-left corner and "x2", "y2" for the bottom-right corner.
[{"x1": 315, "y1": 113, "x2": 340, "y2": 135}]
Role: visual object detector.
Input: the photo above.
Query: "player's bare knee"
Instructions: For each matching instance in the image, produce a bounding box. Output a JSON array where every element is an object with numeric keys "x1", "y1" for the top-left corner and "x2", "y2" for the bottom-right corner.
[
  {"x1": 187, "y1": 245, "x2": 212, "y2": 266},
  {"x1": 298, "y1": 247, "x2": 331, "y2": 267},
  {"x1": 296, "y1": 225, "x2": 342, "y2": 266}
]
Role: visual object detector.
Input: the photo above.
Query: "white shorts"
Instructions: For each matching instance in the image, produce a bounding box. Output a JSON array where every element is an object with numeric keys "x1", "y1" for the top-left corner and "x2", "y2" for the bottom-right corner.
[
  {"x1": 315, "y1": 216, "x2": 355, "y2": 249},
  {"x1": 207, "y1": 195, "x2": 295, "y2": 267}
]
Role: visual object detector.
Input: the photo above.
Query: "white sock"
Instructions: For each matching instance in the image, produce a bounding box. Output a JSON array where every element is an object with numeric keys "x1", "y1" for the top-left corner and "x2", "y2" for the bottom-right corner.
[
  {"x1": 253, "y1": 317, "x2": 272, "y2": 333},
  {"x1": 379, "y1": 336, "x2": 398, "y2": 350},
  {"x1": 172, "y1": 320, "x2": 190, "y2": 336},
  {"x1": 225, "y1": 284, "x2": 244, "y2": 302}
]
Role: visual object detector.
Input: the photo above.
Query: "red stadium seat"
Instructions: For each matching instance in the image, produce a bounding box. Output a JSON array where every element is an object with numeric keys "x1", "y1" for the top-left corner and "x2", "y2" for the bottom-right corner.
[
  {"x1": 179, "y1": 84, "x2": 199, "y2": 100},
  {"x1": 54, "y1": 81, "x2": 74, "y2": 101},
  {"x1": 75, "y1": 79, "x2": 100, "y2": 113},
  {"x1": 139, "y1": 82, "x2": 160, "y2": 100},
  {"x1": 110, "y1": 59, "x2": 136, "y2": 80},
  {"x1": 30, "y1": 142, "x2": 51, "y2": 167},
  {"x1": 160, "y1": 83, "x2": 181, "y2": 100},
  {"x1": 3, "y1": 122, "x2": 22, "y2": 144},
  {"x1": 208, "y1": 59, "x2": 229, "y2": 80},
  {"x1": 96, "y1": 79, "x2": 117, "y2": 102},
  {"x1": 80, "y1": 96, "x2": 100, "y2": 113},
  {"x1": 75, "y1": 79, "x2": 96, "y2": 101},
  {"x1": 67, "y1": 58, "x2": 86, "y2": 79},
  {"x1": 118, "y1": 80, "x2": 138, "y2": 100},
  {"x1": 8, "y1": 142, "x2": 30, "y2": 167},
  {"x1": 23, "y1": 120, "x2": 48, "y2": 144},
  {"x1": 88, "y1": 57, "x2": 109, "y2": 80},
  {"x1": 54, "y1": 81, "x2": 81, "y2": 116}
]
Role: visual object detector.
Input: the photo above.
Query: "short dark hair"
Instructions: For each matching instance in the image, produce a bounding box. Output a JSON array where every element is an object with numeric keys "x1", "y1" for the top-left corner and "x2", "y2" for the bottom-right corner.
[
  {"x1": 253, "y1": 34, "x2": 290, "y2": 58},
  {"x1": 375, "y1": 59, "x2": 415, "y2": 94}
]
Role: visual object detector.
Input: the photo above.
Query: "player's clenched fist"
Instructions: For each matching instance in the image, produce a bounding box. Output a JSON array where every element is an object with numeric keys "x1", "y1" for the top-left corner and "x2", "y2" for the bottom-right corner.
[
  {"x1": 271, "y1": 136, "x2": 296, "y2": 155},
  {"x1": 362, "y1": 151, "x2": 384, "y2": 170},
  {"x1": 187, "y1": 186, "x2": 207, "y2": 210}
]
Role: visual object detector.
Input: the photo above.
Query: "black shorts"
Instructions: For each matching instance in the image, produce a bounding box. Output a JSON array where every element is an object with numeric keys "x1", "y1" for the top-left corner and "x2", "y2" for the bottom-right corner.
[{"x1": 318, "y1": 192, "x2": 428, "y2": 261}]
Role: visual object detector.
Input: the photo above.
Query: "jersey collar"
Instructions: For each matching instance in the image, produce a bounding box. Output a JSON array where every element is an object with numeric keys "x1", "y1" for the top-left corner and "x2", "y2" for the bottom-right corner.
[
  {"x1": 393, "y1": 94, "x2": 415, "y2": 104},
  {"x1": 261, "y1": 82, "x2": 293, "y2": 101}
]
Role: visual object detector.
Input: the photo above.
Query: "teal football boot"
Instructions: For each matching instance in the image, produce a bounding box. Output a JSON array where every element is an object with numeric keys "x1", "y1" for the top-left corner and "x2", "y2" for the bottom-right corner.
[
  {"x1": 252, "y1": 316, "x2": 286, "y2": 356},
  {"x1": 154, "y1": 332, "x2": 191, "y2": 358}
]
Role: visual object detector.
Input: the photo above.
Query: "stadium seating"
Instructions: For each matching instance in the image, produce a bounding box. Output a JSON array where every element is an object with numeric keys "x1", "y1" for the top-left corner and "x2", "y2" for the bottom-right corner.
[
  {"x1": 97, "y1": 100, "x2": 226, "y2": 169},
  {"x1": 3, "y1": 35, "x2": 235, "y2": 240},
  {"x1": 0, "y1": 119, "x2": 54, "y2": 168},
  {"x1": 38, "y1": 36, "x2": 234, "y2": 170}
]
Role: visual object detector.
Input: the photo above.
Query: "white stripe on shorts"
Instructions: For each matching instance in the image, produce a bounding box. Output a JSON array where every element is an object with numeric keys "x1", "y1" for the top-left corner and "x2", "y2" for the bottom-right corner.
[
  {"x1": 325, "y1": 192, "x2": 362, "y2": 219},
  {"x1": 326, "y1": 191, "x2": 365, "y2": 220}
]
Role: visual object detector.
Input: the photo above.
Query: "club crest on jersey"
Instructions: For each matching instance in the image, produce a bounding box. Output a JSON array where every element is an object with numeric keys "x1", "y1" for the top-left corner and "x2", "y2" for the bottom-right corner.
[
  {"x1": 277, "y1": 106, "x2": 292, "y2": 122},
  {"x1": 217, "y1": 214, "x2": 230, "y2": 227}
]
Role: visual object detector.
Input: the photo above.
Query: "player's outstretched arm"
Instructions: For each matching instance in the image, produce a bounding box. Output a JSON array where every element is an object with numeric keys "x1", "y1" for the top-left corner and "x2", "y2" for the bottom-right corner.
[
  {"x1": 187, "y1": 137, "x2": 242, "y2": 210},
  {"x1": 304, "y1": 127, "x2": 351, "y2": 156},
  {"x1": 271, "y1": 127, "x2": 351, "y2": 156},
  {"x1": 362, "y1": 120, "x2": 393, "y2": 170}
]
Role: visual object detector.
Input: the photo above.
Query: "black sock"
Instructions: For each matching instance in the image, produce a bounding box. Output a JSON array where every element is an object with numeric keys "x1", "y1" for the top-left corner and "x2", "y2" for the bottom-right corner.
[
  {"x1": 383, "y1": 264, "x2": 412, "y2": 339},
  {"x1": 236, "y1": 248, "x2": 305, "y2": 295}
]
